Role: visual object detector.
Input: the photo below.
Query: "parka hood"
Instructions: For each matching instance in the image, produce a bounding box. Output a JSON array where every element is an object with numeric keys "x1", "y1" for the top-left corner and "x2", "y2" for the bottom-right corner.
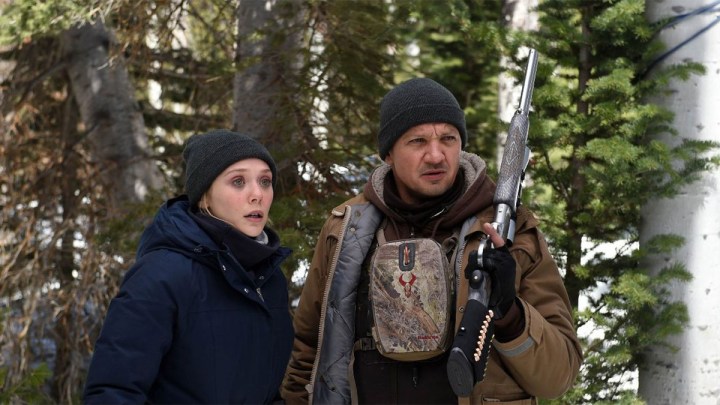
[
  {"x1": 363, "y1": 151, "x2": 496, "y2": 238},
  {"x1": 366, "y1": 151, "x2": 488, "y2": 202},
  {"x1": 136, "y1": 195, "x2": 219, "y2": 261}
]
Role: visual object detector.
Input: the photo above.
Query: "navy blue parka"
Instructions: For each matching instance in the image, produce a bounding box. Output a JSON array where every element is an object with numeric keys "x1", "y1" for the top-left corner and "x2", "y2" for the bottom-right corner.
[{"x1": 84, "y1": 196, "x2": 293, "y2": 404}]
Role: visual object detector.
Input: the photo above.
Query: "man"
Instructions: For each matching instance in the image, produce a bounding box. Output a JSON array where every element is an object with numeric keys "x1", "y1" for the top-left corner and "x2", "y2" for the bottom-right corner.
[{"x1": 282, "y1": 78, "x2": 582, "y2": 404}]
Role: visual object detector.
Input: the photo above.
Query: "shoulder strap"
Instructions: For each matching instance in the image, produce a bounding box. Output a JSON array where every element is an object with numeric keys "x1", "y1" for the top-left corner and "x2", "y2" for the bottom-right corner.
[
  {"x1": 450, "y1": 215, "x2": 480, "y2": 283},
  {"x1": 375, "y1": 226, "x2": 387, "y2": 245}
]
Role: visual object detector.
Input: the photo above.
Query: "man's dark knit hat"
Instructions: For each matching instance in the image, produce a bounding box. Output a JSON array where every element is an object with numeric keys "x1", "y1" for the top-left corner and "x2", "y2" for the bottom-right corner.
[
  {"x1": 378, "y1": 77, "x2": 467, "y2": 159},
  {"x1": 183, "y1": 129, "x2": 277, "y2": 206}
]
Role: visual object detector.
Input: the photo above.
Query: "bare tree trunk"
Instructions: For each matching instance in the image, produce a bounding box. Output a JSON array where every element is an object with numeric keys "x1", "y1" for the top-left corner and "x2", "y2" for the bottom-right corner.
[
  {"x1": 563, "y1": 3, "x2": 593, "y2": 311},
  {"x1": 233, "y1": 0, "x2": 305, "y2": 149},
  {"x1": 60, "y1": 20, "x2": 164, "y2": 212},
  {"x1": 639, "y1": 1, "x2": 720, "y2": 403},
  {"x1": 234, "y1": 0, "x2": 279, "y2": 140},
  {"x1": 51, "y1": 92, "x2": 81, "y2": 403}
]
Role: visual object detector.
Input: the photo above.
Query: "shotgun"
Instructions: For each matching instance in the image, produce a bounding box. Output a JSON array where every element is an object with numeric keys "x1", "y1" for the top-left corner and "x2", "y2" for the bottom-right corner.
[{"x1": 447, "y1": 48, "x2": 538, "y2": 397}]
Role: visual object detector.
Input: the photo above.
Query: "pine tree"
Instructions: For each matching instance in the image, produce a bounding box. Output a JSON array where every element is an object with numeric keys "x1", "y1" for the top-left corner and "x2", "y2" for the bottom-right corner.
[
  {"x1": 512, "y1": 0, "x2": 717, "y2": 402},
  {"x1": 387, "y1": 0, "x2": 505, "y2": 165}
]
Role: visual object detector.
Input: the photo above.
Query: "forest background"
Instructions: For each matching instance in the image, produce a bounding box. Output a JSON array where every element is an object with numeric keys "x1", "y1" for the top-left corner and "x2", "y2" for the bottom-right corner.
[{"x1": 0, "y1": 0, "x2": 718, "y2": 404}]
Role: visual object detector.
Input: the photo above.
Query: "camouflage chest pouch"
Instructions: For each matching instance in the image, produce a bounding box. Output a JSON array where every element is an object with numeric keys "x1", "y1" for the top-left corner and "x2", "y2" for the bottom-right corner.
[{"x1": 369, "y1": 229, "x2": 454, "y2": 361}]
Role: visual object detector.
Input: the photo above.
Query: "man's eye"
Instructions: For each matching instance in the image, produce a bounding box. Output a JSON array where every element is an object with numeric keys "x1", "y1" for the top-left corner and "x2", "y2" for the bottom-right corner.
[{"x1": 409, "y1": 138, "x2": 425, "y2": 144}]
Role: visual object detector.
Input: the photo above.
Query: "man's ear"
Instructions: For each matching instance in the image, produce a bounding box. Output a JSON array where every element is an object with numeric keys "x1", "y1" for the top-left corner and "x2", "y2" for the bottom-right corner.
[{"x1": 384, "y1": 152, "x2": 394, "y2": 166}]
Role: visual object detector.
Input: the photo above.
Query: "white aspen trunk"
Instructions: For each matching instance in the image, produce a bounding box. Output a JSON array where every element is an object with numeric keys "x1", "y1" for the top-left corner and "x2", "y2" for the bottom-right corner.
[
  {"x1": 498, "y1": 0, "x2": 538, "y2": 165},
  {"x1": 639, "y1": 1, "x2": 720, "y2": 403},
  {"x1": 61, "y1": 20, "x2": 164, "y2": 211}
]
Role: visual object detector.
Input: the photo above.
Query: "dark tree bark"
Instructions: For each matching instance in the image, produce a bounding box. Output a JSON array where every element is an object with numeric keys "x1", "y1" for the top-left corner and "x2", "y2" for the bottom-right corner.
[{"x1": 60, "y1": 19, "x2": 164, "y2": 212}]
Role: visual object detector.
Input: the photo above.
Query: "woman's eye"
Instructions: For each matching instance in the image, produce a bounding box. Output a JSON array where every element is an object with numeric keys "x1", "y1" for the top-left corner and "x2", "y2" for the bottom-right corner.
[
  {"x1": 260, "y1": 178, "x2": 273, "y2": 188},
  {"x1": 232, "y1": 177, "x2": 246, "y2": 187}
]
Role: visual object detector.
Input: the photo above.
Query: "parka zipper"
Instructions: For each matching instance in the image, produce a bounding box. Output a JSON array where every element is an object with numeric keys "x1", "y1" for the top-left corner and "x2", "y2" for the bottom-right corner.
[{"x1": 256, "y1": 287, "x2": 264, "y2": 302}]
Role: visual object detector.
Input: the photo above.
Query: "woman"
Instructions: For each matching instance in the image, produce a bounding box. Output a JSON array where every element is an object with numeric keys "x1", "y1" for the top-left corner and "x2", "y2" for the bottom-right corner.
[{"x1": 84, "y1": 129, "x2": 293, "y2": 404}]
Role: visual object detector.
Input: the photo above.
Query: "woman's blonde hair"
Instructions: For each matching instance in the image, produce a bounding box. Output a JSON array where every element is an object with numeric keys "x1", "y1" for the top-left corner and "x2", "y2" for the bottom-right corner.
[{"x1": 198, "y1": 194, "x2": 231, "y2": 226}]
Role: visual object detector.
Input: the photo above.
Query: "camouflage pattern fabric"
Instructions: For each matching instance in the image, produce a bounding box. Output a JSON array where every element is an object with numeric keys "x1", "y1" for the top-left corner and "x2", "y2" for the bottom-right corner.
[{"x1": 370, "y1": 238, "x2": 452, "y2": 361}]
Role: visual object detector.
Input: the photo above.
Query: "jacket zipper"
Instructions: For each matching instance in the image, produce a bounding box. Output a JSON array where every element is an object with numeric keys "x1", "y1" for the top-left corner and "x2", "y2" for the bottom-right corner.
[
  {"x1": 308, "y1": 205, "x2": 353, "y2": 403},
  {"x1": 256, "y1": 287, "x2": 264, "y2": 302}
]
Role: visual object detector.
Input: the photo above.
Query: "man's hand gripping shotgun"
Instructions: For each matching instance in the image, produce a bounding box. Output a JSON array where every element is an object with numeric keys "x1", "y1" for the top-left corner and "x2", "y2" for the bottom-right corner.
[{"x1": 447, "y1": 49, "x2": 538, "y2": 397}]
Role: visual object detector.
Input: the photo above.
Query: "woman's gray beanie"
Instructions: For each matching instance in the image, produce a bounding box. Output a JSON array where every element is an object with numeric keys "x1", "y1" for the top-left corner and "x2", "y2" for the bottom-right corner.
[
  {"x1": 378, "y1": 77, "x2": 467, "y2": 159},
  {"x1": 183, "y1": 129, "x2": 277, "y2": 206}
]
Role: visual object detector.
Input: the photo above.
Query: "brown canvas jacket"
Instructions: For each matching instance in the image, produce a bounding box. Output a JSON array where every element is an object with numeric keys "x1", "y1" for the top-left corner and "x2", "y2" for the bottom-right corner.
[{"x1": 282, "y1": 153, "x2": 582, "y2": 404}]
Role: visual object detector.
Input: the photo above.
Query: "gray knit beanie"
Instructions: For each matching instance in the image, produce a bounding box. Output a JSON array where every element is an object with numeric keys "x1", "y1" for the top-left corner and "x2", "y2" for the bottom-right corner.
[
  {"x1": 378, "y1": 77, "x2": 467, "y2": 159},
  {"x1": 183, "y1": 129, "x2": 277, "y2": 207}
]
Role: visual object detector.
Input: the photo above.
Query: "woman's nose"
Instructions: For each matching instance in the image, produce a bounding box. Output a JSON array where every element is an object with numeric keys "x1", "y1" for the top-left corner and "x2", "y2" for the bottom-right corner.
[{"x1": 249, "y1": 184, "x2": 263, "y2": 203}]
